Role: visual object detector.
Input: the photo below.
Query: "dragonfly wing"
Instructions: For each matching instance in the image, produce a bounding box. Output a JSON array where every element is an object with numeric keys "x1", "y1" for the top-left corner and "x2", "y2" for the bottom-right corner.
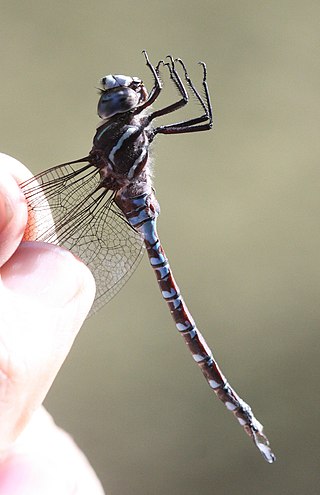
[{"x1": 20, "y1": 159, "x2": 144, "y2": 315}]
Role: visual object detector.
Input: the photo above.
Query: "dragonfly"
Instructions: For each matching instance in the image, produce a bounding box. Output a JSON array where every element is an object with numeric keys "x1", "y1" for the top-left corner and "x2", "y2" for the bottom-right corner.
[{"x1": 20, "y1": 51, "x2": 275, "y2": 463}]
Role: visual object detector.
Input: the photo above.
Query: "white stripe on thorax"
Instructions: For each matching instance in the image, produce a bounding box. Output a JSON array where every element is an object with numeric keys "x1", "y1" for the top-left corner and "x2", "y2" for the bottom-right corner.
[
  {"x1": 127, "y1": 147, "x2": 147, "y2": 179},
  {"x1": 109, "y1": 127, "x2": 138, "y2": 164}
]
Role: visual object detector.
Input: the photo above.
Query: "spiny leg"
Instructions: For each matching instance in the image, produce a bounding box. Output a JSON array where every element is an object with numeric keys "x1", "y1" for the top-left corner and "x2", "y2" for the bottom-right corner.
[
  {"x1": 153, "y1": 59, "x2": 213, "y2": 135},
  {"x1": 137, "y1": 50, "x2": 163, "y2": 111},
  {"x1": 155, "y1": 59, "x2": 164, "y2": 76},
  {"x1": 176, "y1": 58, "x2": 212, "y2": 120},
  {"x1": 163, "y1": 55, "x2": 189, "y2": 102},
  {"x1": 151, "y1": 60, "x2": 212, "y2": 130},
  {"x1": 148, "y1": 55, "x2": 189, "y2": 121}
]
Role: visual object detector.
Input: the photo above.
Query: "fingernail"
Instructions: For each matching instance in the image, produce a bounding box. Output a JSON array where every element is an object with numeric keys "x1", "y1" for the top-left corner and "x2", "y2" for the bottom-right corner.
[
  {"x1": 1, "y1": 242, "x2": 84, "y2": 308},
  {"x1": 0, "y1": 186, "x2": 14, "y2": 234}
]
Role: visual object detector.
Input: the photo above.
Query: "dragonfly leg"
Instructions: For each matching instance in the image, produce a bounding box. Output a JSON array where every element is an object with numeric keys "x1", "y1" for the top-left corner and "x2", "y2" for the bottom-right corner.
[
  {"x1": 136, "y1": 50, "x2": 163, "y2": 111},
  {"x1": 153, "y1": 60, "x2": 213, "y2": 135},
  {"x1": 147, "y1": 55, "x2": 189, "y2": 120}
]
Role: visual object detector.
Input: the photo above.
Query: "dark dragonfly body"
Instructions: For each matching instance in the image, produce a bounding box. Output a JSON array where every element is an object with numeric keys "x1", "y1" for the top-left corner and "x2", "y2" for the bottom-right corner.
[{"x1": 21, "y1": 52, "x2": 275, "y2": 463}]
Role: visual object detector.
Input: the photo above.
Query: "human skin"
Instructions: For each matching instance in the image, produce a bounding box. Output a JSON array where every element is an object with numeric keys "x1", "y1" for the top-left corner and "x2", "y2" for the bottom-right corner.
[{"x1": 0, "y1": 153, "x2": 104, "y2": 494}]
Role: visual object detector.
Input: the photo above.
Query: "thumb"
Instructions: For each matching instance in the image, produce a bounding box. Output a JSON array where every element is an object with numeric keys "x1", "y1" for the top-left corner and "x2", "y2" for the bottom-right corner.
[{"x1": 0, "y1": 241, "x2": 95, "y2": 449}]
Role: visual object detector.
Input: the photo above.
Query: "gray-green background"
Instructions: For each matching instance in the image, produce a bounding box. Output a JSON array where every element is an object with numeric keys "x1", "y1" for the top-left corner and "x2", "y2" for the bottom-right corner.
[{"x1": 1, "y1": 1, "x2": 319, "y2": 493}]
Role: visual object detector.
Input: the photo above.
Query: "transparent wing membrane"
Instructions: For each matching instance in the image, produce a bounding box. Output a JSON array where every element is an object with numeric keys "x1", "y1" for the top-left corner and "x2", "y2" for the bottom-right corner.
[{"x1": 20, "y1": 160, "x2": 144, "y2": 315}]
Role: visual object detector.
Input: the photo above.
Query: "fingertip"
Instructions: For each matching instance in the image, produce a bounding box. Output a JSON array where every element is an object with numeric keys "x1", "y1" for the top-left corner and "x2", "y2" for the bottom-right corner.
[
  {"x1": 1, "y1": 241, "x2": 96, "y2": 318},
  {"x1": 0, "y1": 153, "x2": 33, "y2": 184},
  {"x1": 0, "y1": 154, "x2": 30, "y2": 267}
]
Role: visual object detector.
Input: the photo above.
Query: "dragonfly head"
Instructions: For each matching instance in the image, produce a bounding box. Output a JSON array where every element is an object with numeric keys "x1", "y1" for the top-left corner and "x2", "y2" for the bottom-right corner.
[{"x1": 97, "y1": 74, "x2": 148, "y2": 119}]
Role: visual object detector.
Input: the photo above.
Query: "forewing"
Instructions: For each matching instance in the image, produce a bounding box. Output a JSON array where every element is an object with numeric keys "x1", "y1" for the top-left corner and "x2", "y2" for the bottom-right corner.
[{"x1": 20, "y1": 159, "x2": 144, "y2": 315}]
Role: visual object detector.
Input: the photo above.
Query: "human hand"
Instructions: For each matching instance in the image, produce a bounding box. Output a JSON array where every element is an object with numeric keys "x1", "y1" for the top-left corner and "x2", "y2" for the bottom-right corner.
[{"x1": 0, "y1": 153, "x2": 104, "y2": 494}]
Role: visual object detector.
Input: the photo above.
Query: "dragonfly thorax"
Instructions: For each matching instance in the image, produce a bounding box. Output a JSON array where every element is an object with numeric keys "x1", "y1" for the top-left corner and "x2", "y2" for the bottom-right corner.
[{"x1": 98, "y1": 74, "x2": 148, "y2": 119}]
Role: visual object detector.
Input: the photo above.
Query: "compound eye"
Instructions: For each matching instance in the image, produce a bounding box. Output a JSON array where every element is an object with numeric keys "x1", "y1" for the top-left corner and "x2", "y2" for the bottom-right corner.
[{"x1": 97, "y1": 87, "x2": 140, "y2": 119}]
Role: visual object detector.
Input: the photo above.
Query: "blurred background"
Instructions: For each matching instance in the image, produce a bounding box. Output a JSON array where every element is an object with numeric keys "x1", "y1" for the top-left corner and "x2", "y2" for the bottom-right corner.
[{"x1": 1, "y1": 1, "x2": 320, "y2": 493}]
